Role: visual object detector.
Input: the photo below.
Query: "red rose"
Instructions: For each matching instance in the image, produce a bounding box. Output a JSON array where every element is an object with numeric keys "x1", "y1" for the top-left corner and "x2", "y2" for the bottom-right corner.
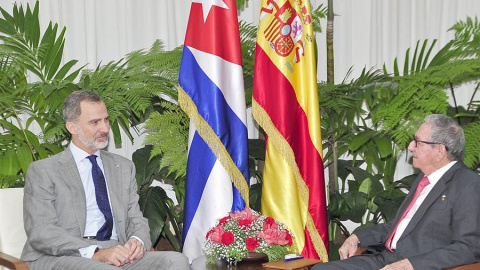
[
  {"x1": 257, "y1": 227, "x2": 289, "y2": 246},
  {"x1": 208, "y1": 226, "x2": 225, "y2": 244},
  {"x1": 238, "y1": 219, "x2": 252, "y2": 229},
  {"x1": 246, "y1": 237, "x2": 260, "y2": 251},
  {"x1": 206, "y1": 229, "x2": 213, "y2": 239},
  {"x1": 221, "y1": 231, "x2": 235, "y2": 245},
  {"x1": 265, "y1": 217, "x2": 275, "y2": 225},
  {"x1": 219, "y1": 216, "x2": 231, "y2": 226},
  {"x1": 285, "y1": 231, "x2": 293, "y2": 246}
]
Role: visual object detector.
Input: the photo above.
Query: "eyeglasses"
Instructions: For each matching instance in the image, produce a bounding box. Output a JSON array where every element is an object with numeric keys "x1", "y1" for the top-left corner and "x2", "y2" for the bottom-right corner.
[{"x1": 412, "y1": 137, "x2": 449, "y2": 151}]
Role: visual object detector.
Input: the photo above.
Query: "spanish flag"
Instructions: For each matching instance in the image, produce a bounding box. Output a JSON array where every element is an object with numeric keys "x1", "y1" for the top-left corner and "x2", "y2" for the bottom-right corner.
[{"x1": 252, "y1": 0, "x2": 329, "y2": 261}]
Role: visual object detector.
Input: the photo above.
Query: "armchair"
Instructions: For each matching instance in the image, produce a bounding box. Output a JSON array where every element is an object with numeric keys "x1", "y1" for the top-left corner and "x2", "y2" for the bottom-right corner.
[
  {"x1": 0, "y1": 252, "x2": 28, "y2": 270},
  {"x1": 355, "y1": 247, "x2": 480, "y2": 270},
  {"x1": 0, "y1": 188, "x2": 29, "y2": 270}
]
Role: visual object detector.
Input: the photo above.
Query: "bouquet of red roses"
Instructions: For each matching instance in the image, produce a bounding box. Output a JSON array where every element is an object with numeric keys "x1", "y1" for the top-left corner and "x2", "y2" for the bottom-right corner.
[{"x1": 204, "y1": 207, "x2": 294, "y2": 265}]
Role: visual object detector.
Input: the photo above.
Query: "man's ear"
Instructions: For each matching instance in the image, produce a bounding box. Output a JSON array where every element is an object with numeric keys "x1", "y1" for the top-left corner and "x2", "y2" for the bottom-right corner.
[
  {"x1": 66, "y1": 122, "x2": 77, "y2": 135},
  {"x1": 437, "y1": 144, "x2": 447, "y2": 160}
]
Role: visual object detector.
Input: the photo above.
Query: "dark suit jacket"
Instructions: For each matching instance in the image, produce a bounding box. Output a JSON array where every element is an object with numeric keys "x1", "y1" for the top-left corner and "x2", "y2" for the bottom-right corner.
[
  {"x1": 356, "y1": 162, "x2": 480, "y2": 269},
  {"x1": 21, "y1": 148, "x2": 151, "y2": 262}
]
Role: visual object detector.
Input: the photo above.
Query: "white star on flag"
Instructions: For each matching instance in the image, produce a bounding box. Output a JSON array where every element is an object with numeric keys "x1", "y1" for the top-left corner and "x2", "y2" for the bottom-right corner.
[{"x1": 192, "y1": 0, "x2": 229, "y2": 23}]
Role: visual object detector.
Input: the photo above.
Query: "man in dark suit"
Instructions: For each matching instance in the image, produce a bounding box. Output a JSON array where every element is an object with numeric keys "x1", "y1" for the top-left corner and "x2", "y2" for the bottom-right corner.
[
  {"x1": 314, "y1": 114, "x2": 480, "y2": 270},
  {"x1": 21, "y1": 90, "x2": 190, "y2": 269}
]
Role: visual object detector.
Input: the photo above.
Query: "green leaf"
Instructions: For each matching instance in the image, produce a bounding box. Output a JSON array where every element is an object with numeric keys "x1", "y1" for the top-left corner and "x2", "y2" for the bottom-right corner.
[
  {"x1": 110, "y1": 118, "x2": 123, "y2": 147},
  {"x1": 16, "y1": 143, "x2": 33, "y2": 174},
  {"x1": 132, "y1": 145, "x2": 160, "y2": 188},
  {"x1": 248, "y1": 139, "x2": 265, "y2": 161},
  {"x1": 373, "y1": 135, "x2": 393, "y2": 158},
  {"x1": 358, "y1": 178, "x2": 372, "y2": 195},
  {"x1": 343, "y1": 191, "x2": 369, "y2": 223},
  {"x1": 45, "y1": 28, "x2": 66, "y2": 80},
  {"x1": 348, "y1": 130, "x2": 374, "y2": 151},
  {"x1": 53, "y1": 59, "x2": 79, "y2": 81},
  {"x1": 138, "y1": 186, "x2": 180, "y2": 248},
  {"x1": 249, "y1": 182, "x2": 262, "y2": 212},
  {"x1": 0, "y1": 148, "x2": 20, "y2": 175}
]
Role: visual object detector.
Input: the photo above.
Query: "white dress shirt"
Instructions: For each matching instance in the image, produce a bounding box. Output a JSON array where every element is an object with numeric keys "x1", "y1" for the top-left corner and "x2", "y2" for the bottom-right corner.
[
  {"x1": 391, "y1": 161, "x2": 457, "y2": 249},
  {"x1": 70, "y1": 143, "x2": 118, "y2": 257}
]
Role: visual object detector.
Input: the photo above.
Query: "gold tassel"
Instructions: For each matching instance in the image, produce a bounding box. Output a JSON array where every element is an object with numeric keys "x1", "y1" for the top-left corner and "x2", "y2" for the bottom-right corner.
[
  {"x1": 252, "y1": 99, "x2": 328, "y2": 261},
  {"x1": 178, "y1": 87, "x2": 249, "y2": 206}
]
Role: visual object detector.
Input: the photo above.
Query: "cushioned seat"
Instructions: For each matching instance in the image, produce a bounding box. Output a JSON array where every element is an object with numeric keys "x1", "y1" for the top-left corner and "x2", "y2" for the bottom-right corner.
[{"x1": 0, "y1": 188, "x2": 28, "y2": 270}]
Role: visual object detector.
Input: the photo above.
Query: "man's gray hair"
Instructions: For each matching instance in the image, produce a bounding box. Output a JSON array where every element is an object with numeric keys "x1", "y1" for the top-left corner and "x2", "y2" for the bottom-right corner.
[
  {"x1": 63, "y1": 90, "x2": 103, "y2": 123},
  {"x1": 424, "y1": 114, "x2": 465, "y2": 161}
]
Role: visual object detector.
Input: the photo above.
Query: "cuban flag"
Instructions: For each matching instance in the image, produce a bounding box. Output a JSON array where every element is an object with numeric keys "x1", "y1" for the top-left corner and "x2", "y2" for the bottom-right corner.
[{"x1": 178, "y1": 0, "x2": 250, "y2": 263}]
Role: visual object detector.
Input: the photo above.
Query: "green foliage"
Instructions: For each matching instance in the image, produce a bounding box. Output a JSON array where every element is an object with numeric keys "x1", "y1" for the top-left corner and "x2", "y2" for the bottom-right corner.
[
  {"x1": 311, "y1": 4, "x2": 328, "y2": 33},
  {"x1": 247, "y1": 138, "x2": 265, "y2": 212},
  {"x1": 236, "y1": 0, "x2": 250, "y2": 12},
  {"x1": 374, "y1": 58, "x2": 480, "y2": 147},
  {"x1": 320, "y1": 68, "x2": 394, "y2": 190},
  {"x1": 372, "y1": 16, "x2": 480, "y2": 164},
  {"x1": 262, "y1": 245, "x2": 290, "y2": 262},
  {"x1": 133, "y1": 145, "x2": 183, "y2": 250},
  {"x1": 460, "y1": 116, "x2": 480, "y2": 169},
  {"x1": 0, "y1": 1, "x2": 169, "y2": 187},
  {"x1": 328, "y1": 160, "x2": 414, "y2": 226},
  {"x1": 0, "y1": 2, "x2": 82, "y2": 81},
  {"x1": 239, "y1": 21, "x2": 257, "y2": 106},
  {"x1": 125, "y1": 40, "x2": 183, "y2": 101},
  {"x1": 138, "y1": 185, "x2": 182, "y2": 251},
  {"x1": 0, "y1": 1, "x2": 80, "y2": 187},
  {"x1": 78, "y1": 40, "x2": 183, "y2": 147},
  {"x1": 143, "y1": 101, "x2": 189, "y2": 181}
]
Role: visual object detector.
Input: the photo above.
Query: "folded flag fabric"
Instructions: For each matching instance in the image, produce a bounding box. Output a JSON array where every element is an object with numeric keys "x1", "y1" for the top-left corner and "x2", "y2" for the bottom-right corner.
[
  {"x1": 252, "y1": 0, "x2": 329, "y2": 261},
  {"x1": 178, "y1": 0, "x2": 250, "y2": 263}
]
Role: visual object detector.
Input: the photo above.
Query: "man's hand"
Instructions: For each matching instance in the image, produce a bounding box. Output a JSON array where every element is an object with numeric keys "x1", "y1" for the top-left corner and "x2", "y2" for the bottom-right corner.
[
  {"x1": 338, "y1": 234, "x2": 360, "y2": 260},
  {"x1": 124, "y1": 238, "x2": 145, "y2": 263},
  {"x1": 380, "y1": 259, "x2": 414, "y2": 270},
  {"x1": 92, "y1": 245, "x2": 131, "y2": 267}
]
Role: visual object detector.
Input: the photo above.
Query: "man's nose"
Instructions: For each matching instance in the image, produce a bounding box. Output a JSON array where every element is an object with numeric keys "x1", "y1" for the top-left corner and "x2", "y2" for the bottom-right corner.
[
  {"x1": 100, "y1": 120, "x2": 110, "y2": 132},
  {"x1": 407, "y1": 140, "x2": 415, "y2": 152}
]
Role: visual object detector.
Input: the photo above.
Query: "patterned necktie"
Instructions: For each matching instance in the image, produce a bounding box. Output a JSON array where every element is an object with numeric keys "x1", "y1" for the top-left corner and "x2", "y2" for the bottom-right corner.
[
  {"x1": 385, "y1": 176, "x2": 430, "y2": 251},
  {"x1": 87, "y1": 155, "x2": 113, "y2": 241}
]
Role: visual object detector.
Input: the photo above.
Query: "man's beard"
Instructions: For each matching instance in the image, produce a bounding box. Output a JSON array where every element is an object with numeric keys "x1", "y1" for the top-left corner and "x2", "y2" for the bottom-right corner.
[{"x1": 77, "y1": 126, "x2": 109, "y2": 150}]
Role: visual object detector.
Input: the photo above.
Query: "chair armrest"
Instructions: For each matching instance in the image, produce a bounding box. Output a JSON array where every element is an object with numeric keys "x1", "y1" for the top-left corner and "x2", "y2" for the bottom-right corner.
[
  {"x1": 448, "y1": 263, "x2": 480, "y2": 270},
  {"x1": 355, "y1": 247, "x2": 366, "y2": 256},
  {"x1": 0, "y1": 251, "x2": 29, "y2": 270}
]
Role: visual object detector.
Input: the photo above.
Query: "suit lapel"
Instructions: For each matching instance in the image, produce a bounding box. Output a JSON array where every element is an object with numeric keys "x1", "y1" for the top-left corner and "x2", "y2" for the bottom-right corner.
[
  {"x1": 389, "y1": 174, "x2": 424, "y2": 227},
  {"x1": 58, "y1": 148, "x2": 87, "y2": 236},
  {"x1": 399, "y1": 162, "x2": 462, "y2": 239}
]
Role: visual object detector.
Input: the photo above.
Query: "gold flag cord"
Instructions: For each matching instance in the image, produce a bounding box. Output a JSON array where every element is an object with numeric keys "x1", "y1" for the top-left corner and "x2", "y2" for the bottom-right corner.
[
  {"x1": 179, "y1": 87, "x2": 250, "y2": 206},
  {"x1": 252, "y1": 99, "x2": 328, "y2": 261}
]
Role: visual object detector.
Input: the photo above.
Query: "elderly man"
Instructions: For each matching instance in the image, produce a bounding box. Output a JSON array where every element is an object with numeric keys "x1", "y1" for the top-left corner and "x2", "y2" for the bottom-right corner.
[
  {"x1": 21, "y1": 90, "x2": 190, "y2": 270},
  {"x1": 314, "y1": 114, "x2": 480, "y2": 270}
]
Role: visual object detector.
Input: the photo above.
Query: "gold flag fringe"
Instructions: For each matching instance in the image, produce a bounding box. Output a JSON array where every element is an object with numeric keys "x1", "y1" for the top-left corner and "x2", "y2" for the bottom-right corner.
[
  {"x1": 178, "y1": 87, "x2": 250, "y2": 206},
  {"x1": 252, "y1": 99, "x2": 328, "y2": 261}
]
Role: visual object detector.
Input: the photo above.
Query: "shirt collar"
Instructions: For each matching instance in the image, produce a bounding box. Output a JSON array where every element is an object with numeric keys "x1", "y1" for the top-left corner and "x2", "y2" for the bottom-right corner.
[
  {"x1": 69, "y1": 142, "x2": 101, "y2": 165},
  {"x1": 425, "y1": 161, "x2": 457, "y2": 185}
]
